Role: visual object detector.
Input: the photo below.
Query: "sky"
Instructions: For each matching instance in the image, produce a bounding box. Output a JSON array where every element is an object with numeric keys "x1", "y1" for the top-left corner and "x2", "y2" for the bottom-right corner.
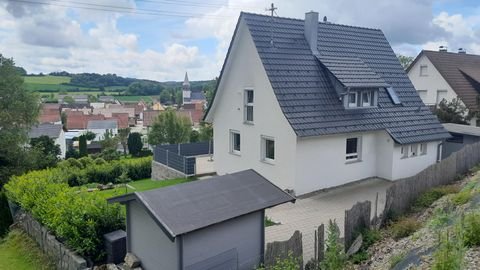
[{"x1": 1, "y1": 0, "x2": 480, "y2": 81}]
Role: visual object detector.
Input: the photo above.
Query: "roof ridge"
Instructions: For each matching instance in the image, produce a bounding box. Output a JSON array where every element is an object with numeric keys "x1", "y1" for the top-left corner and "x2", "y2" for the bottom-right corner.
[{"x1": 240, "y1": 11, "x2": 382, "y2": 32}]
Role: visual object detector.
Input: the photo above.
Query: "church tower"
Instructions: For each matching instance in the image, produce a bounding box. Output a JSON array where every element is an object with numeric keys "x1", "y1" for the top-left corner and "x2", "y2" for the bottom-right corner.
[{"x1": 182, "y1": 72, "x2": 191, "y2": 105}]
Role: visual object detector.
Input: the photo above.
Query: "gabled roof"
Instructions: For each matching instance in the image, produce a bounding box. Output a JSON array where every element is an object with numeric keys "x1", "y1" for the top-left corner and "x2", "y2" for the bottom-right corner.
[
  {"x1": 87, "y1": 119, "x2": 118, "y2": 130},
  {"x1": 108, "y1": 170, "x2": 295, "y2": 239},
  {"x1": 408, "y1": 50, "x2": 480, "y2": 111},
  {"x1": 443, "y1": 123, "x2": 480, "y2": 137},
  {"x1": 191, "y1": 91, "x2": 206, "y2": 101},
  {"x1": 206, "y1": 12, "x2": 449, "y2": 144},
  {"x1": 29, "y1": 123, "x2": 63, "y2": 139}
]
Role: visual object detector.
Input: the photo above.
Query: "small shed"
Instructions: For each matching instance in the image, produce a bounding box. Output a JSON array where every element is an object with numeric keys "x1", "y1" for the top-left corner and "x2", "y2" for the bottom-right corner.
[
  {"x1": 442, "y1": 123, "x2": 480, "y2": 158},
  {"x1": 108, "y1": 170, "x2": 295, "y2": 270}
]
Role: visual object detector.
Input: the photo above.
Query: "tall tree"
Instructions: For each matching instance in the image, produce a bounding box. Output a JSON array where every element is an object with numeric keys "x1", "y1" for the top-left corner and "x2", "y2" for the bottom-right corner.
[
  {"x1": 127, "y1": 132, "x2": 143, "y2": 156},
  {"x1": 433, "y1": 98, "x2": 469, "y2": 124},
  {"x1": 0, "y1": 54, "x2": 40, "y2": 186},
  {"x1": 118, "y1": 128, "x2": 131, "y2": 155},
  {"x1": 397, "y1": 54, "x2": 414, "y2": 70},
  {"x1": 78, "y1": 135, "x2": 87, "y2": 157},
  {"x1": 148, "y1": 110, "x2": 191, "y2": 145},
  {"x1": 199, "y1": 122, "x2": 213, "y2": 141},
  {"x1": 30, "y1": 136, "x2": 61, "y2": 168}
]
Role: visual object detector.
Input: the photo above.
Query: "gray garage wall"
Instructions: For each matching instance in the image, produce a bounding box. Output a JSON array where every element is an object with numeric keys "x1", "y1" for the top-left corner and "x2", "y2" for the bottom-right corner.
[
  {"x1": 128, "y1": 201, "x2": 179, "y2": 270},
  {"x1": 443, "y1": 134, "x2": 480, "y2": 159},
  {"x1": 182, "y1": 211, "x2": 264, "y2": 270}
]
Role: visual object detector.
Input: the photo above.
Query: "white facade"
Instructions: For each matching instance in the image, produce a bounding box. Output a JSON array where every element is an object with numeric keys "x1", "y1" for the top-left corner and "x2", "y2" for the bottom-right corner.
[
  {"x1": 56, "y1": 129, "x2": 66, "y2": 159},
  {"x1": 207, "y1": 20, "x2": 443, "y2": 196},
  {"x1": 87, "y1": 127, "x2": 118, "y2": 141}
]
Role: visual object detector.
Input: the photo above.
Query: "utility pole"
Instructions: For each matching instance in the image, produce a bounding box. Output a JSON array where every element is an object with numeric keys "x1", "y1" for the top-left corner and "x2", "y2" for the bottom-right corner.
[{"x1": 266, "y1": 3, "x2": 277, "y2": 47}]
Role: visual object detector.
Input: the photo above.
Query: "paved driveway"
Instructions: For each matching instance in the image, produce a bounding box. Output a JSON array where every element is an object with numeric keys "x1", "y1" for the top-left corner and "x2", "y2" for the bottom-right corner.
[{"x1": 265, "y1": 178, "x2": 392, "y2": 263}]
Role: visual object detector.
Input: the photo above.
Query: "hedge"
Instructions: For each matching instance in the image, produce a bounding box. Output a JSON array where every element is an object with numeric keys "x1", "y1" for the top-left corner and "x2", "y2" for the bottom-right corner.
[{"x1": 3, "y1": 156, "x2": 152, "y2": 261}]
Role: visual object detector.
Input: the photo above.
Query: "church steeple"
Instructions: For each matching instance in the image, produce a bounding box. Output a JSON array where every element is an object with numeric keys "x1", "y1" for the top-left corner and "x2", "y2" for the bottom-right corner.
[{"x1": 182, "y1": 72, "x2": 191, "y2": 105}]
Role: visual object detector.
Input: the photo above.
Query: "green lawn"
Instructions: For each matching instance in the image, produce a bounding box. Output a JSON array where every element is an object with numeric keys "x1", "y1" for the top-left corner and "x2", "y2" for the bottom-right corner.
[
  {"x1": 85, "y1": 178, "x2": 192, "y2": 199},
  {"x1": 23, "y1": 75, "x2": 71, "y2": 84},
  {"x1": 0, "y1": 230, "x2": 54, "y2": 270}
]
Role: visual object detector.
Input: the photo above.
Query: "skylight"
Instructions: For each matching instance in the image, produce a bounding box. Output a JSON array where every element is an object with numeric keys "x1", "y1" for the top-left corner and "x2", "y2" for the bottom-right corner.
[{"x1": 386, "y1": 87, "x2": 401, "y2": 105}]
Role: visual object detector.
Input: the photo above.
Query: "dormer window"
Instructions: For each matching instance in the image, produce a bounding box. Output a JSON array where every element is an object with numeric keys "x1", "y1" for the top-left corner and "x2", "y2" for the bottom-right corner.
[{"x1": 346, "y1": 88, "x2": 377, "y2": 109}]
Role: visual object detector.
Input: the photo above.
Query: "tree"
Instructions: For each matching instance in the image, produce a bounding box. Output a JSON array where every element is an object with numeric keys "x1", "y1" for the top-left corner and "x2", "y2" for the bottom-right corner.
[
  {"x1": 199, "y1": 122, "x2": 213, "y2": 141},
  {"x1": 117, "y1": 170, "x2": 131, "y2": 194},
  {"x1": 118, "y1": 128, "x2": 131, "y2": 155},
  {"x1": 148, "y1": 110, "x2": 192, "y2": 145},
  {"x1": 79, "y1": 135, "x2": 88, "y2": 157},
  {"x1": 127, "y1": 132, "x2": 143, "y2": 156},
  {"x1": 190, "y1": 130, "x2": 199, "y2": 142},
  {"x1": 63, "y1": 95, "x2": 75, "y2": 104},
  {"x1": 397, "y1": 54, "x2": 414, "y2": 70},
  {"x1": 30, "y1": 136, "x2": 61, "y2": 168},
  {"x1": 100, "y1": 130, "x2": 119, "y2": 151},
  {"x1": 0, "y1": 54, "x2": 40, "y2": 186},
  {"x1": 176, "y1": 91, "x2": 183, "y2": 107},
  {"x1": 84, "y1": 131, "x2": 96, "y2": 141},
  {"x1": 61, "y1": 112, "x2": 67, "y2": 128},
  {"x1": 433, "y1": 98, "x2": 469, "y2": 124}
]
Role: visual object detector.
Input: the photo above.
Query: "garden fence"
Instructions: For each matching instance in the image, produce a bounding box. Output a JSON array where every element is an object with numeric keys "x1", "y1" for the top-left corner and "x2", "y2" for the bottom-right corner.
[
  {"x1": 153, "y1": 147, "x2": 196, "y2": 176},
  {"x1": 156, "y1": 141, "x2": 213, "y2": 157}
]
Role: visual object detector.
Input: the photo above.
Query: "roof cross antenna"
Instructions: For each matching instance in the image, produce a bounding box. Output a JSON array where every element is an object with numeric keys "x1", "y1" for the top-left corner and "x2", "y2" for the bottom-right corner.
[{"x1": 265, "y1": 3, "x2": 277, "y2": 47}]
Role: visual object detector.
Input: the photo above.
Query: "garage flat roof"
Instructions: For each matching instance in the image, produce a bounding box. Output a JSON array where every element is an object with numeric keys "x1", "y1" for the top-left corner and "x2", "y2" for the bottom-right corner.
[
  {"x1": 443, "y1": 123, "x2": 480, "y2": 137},
  {"x1": 108, "y1": 170, "x2": 295, "y2": 239}
]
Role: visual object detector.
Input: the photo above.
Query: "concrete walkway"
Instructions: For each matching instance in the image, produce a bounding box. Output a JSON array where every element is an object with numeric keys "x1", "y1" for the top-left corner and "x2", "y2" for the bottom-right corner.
[{"x1": 265, "y1": 178, "x2": 392, "y2": 263}]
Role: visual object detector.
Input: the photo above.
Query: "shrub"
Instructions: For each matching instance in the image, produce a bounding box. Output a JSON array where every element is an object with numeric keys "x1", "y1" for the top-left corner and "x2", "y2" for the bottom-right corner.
[
  {"x1": 78, "y1": 156, "x2": 94, "y2": 168},
  {"x1": 412, "y1": 185, "x2": 459, "y2": 211},
  {"x1": 429, "y1": 208, "x2": 453, "y2": 229},
  {"x1": 256, "y1": 252, "x2": 301, "y2": 270},
  {"x1": 451, "y1": 191, "x2": 473, "y2": 206},
  {"x1": 389, "y1": 252, "x2": 406, "y2": 269},
  {"x1": 4, "y1": 172, "x2": 125, "y2": 262},
  {"x1": 432, "y1": 230, "x2": 464, "y2": 270},
  {"x1": 460, "y1": 212, "x2": 480, "y2": 247},
  {"x1": 321, "y1": 220, "x2": 347, "y2": 270},
  {"x1": 390, "y1": 217, "x2": 421, "y2": 240},
  {"x1": 94, "y1": 157, "x2": 106, "y2": 165}
]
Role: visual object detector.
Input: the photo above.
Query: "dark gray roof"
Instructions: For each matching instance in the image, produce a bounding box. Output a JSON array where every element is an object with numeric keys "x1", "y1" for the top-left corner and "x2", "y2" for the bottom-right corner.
[
  {"x1": 87, "y1": 120, "x2": 117, "y2": 129},
  {"x1": 191, "y1": 91, "x2": 206, "y2": 101},
  {"x1": 443, "y1": 123, "x2": 480, "y2": 137},
  {"x1": 99, "y1": 96, "x2": 116, "y2": 103},
  {"x1": 108, "y1": 170, "x2": 295, "y2": 239},
  {"x1": 29, "y1": 123, "x2": 63, "y2": 139},
  {"x1": 207, "y1": 12, "x2": 450, "y2": 144}
]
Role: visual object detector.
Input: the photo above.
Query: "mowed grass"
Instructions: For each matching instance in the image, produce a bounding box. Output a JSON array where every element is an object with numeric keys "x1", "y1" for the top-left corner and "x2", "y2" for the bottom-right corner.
[
  {"x1": 88, "y1": 178, "x2": 193, "y2": 199},
  {"x1": 0, "y1": 230, "x2": 54, "y2": 270},
  {"x1": 116, "y1": 95, "x2": 154, "y2": 103},
  {"x1": 23, "y1": 75, "x2": 71, "y2": 84}
]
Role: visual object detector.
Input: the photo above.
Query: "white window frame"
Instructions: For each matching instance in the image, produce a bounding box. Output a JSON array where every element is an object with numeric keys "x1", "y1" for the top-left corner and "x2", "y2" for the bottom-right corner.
[
  {"x1": 362, "y1": 90, "x2": 373, "y2": 107},
  {"x1": 345, "y1": 136, "x2": 362, "y2": 162},
  {"x1": 420, "y1": 65, "x2": 428, "y2": 76},
  {"x1": 229, "y1": 130, "x2": 241, "y2": 155},
  {"x1": 348, "y1": 92, "x2": 358, "y2": 108},
  {"x1": 410, "y1": 144, "x2": 418, "y2": 157},
  {"x1": 401, "y1": 145, "x2": 409, "y2": 159},
  {"x1": 420, "y1": 143, "x2": 427, "y2": 155},
  {"x1": 347, "y1": 90, "x2": 377, "y2": 109},
  {"x1": 244, "y1": 89, "x2": 254, "y2": 124},
  {"x1": 261, "y1": 135, "x2": 275, "y2": 164}
]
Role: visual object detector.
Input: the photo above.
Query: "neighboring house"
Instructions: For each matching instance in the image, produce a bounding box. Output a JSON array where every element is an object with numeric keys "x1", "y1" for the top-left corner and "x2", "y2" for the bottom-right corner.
[
  {"x1": 29, "y1": 123, "x2": 66, "y2": 158},
  {"x1": 407, "y1": 49, "x2": 480, "y2": 126},
  {"x1": 183, "y1": 102, "x2": 205, "y2": 126},
  {"x1": 111, "y1": 113, "x2": 129, "y2": 129},
  {"x1": 66, "y1": 112, "x2": 105, "y2": 130},
  {"x1": 58, "y1": 94, "x2": 88, "y2": 104},
  {"x1": 108, "y1": 170, "x2": 295, "y2": 270},
  {"x1": 87, "y1": 120, "x2": 118, "y2": 140},
  {"x1": 205, "y1": 12, "x2": 450, "y2": 195},
  {"x1": 152, "y1": 102, "x2": 165, "y2": 111},
  {"x1": 90, "y1": 102, "x2": 106, "y2": 109},
  {"x1": 143, "y1": 110, "x2": 193, "y2": 129},
  {"x1": 442, "y1": 123, "x2": 480, "y2": 159},
  {"x1": 93, "y1": 104, "x2": 135, "y2": 118},
  {"x1": 38, "y1": 103, "x2": 61, "y2": 124},
  {"x1": 98, "y1": 96, "x2": 117, "y2": 103}
]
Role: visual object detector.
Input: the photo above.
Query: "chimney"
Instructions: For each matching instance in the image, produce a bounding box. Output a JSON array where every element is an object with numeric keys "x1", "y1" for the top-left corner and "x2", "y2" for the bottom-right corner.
[
  {"x1": 439, "y1": 45, "x2": 448, "y2": 52},
  {"x1": 304, "y1": 11, "x2": 319, "y2": 55},
  {"x1": 458, "y1": 48, "x2": 467, "y2": 54}
]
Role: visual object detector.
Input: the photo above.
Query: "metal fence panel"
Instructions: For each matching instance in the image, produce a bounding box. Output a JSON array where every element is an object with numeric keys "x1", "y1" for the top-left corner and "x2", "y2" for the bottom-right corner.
[{"x1": 157, "y1": 141, "x2": 213, "y2": 156}]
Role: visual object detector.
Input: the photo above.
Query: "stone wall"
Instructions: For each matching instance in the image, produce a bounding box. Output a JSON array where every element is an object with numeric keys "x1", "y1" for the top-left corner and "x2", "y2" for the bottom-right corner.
[
  {"x1": 13, "y1": 209, "x2": 88, "y2": 270},
  {"x1": 151, "y1": 160, "x2": 186, "y2": 180}
]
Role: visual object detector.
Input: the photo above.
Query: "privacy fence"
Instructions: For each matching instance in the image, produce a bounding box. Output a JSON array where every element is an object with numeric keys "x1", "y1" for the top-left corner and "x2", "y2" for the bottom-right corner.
[
  {"x1": 266, "y1": 141, "x2": 480, "y2": 266},
  {"x1": 153, "y1": 141, "x2": 213, "y2": 176}
]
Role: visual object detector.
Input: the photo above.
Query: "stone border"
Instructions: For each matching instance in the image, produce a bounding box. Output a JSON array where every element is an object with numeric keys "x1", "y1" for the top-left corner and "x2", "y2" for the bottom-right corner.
[
  {"x1": 12, "y1": 208, "x2": 88, "y2": 270},
  {"x1": 151, "y1": 160, "x2": 186, "y2": 180}
]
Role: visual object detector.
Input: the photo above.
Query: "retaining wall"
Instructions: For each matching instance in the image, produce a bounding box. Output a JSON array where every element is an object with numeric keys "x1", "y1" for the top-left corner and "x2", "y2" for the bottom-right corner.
[{"x1": 151, "y1": 160, "x2": 186, "y2": 180}]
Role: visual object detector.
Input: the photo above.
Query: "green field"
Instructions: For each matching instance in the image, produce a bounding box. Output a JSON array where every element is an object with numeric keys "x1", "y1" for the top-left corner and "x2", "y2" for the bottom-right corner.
[
  {"x1": 23, "y1": 76, "x2": 100, "y2": 92},
  {"x1": 23, "y1": 75, "x2": 70, "y2": 84},
  {"x1": 115, "y1": 95, "x2": 154, "y2": 103}
]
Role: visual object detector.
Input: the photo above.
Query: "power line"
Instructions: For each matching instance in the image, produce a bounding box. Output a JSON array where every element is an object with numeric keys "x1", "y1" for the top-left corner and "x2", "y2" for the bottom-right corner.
[{"x1": 8, "y1": 0, "x2": 238, "y2": 19}]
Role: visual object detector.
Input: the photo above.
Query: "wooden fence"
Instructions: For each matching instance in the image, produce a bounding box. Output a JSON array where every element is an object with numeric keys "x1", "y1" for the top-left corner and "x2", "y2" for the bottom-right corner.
[
  {"x1": 264, "y1": 230, "x2": 303, "y2": 269},
  {"x1": 344, "y1": 201, "x2": 371, "y2": 250}
]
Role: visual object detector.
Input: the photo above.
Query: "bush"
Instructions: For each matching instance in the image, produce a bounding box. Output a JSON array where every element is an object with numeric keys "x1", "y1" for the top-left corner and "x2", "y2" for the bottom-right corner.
[
  {"x1": 94, "y1": 157, "x2": 106, "y2": 165},
  {"x1": 321, "y1": 220, "x2": 347, "y2": 270},
  {"x1": 460, "y1": 212, "x2": 480, "y2": 247},
  {"x1": 4, "y1": 172, "x2": 125, "y2": 262},
  {"x1": 256, "y1": 252, "x2": 301, "y2": 270},
  {"x1": 390, "y1": 217, "x2": 421, "y2": 240},
  {"x1": 412, "y1": 185, "x2": 459, "y2": 211},
  {"x1": 451, "y1": 191, "x2": 473, "y2": 206},
  {"x1": 432, "y1": 230, "x2": 464, "y2": 270},
  {"x1": 389, "y1": 252, "x2": 406, "y2": 269}
]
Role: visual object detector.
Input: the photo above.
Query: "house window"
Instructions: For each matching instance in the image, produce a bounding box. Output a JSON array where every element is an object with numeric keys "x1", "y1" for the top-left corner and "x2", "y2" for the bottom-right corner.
[
  {"x1": 410, "y1": 144, "x2": 418, "y2": 157},
  {"x1": 436, "y1": 90, "x2": 447, "y2": 105},
  {"x1": 401, "y1": 146, "x2": 409, "y2": 158},
  {"x1": 230, "y1": 130, "x2": 241, "y2": 154},
  {"x1": 346, "y1": 137, "x2": 361, "y2": 161},
  {"x1": 261, "y1": 136, "x2": 275, "y2": 162},
  {"x1": 420, "y1": 65, "x2": 428, "y2": 76},
  {"x1": 348, "y1": 92, "x2": 357, "y2": 108},
  {"x1": 420, "y1": 143, "x2": 427, "y2": 155},
  {"x1": 362, "y1": 91, "x2": 374, "y2": 107},
  {"x1": 244, "y1": 89, "x2": 254, "y2": 123}
]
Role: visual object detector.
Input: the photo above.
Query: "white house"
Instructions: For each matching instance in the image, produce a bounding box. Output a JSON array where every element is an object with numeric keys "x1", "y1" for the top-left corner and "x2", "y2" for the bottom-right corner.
[
  {"x1": 29, "y1": 123, "x2": 66, "y2": 159},
  {"x1": 87, "y1": 119, "x2": 118, "y2": 141},
  {"x1": 205, "y1": 12, "x2": 450, "y2": 196},
  {"x1": 407, "y1": 48, "x2": 480, "y2": 126}
]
